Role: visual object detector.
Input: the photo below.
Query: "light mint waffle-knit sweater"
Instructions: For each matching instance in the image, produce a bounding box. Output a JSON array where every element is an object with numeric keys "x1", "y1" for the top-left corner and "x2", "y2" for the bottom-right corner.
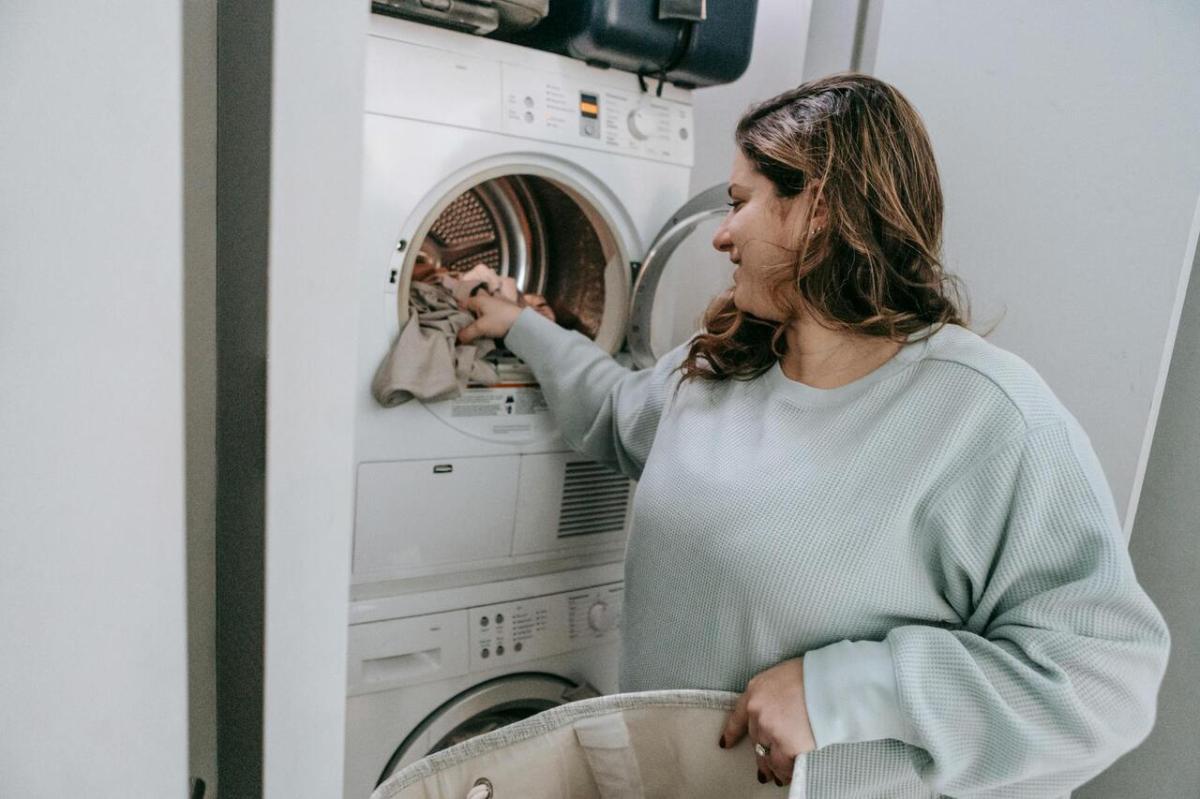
[{"x1": 504, "y1": 309, "x2": 1169, "y2": 798}]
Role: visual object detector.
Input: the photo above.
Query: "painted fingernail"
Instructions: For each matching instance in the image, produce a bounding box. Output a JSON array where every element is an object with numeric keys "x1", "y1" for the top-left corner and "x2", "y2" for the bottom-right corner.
[
  {"x1": 757, "y1": 772, "x2": 767, "y2": 784},
  {"x1": 718, "y1": 736, "x2": 726, "y2": 749},
  {"x1": 775, "y1": 778, "x2": 783, "y2": 787}
]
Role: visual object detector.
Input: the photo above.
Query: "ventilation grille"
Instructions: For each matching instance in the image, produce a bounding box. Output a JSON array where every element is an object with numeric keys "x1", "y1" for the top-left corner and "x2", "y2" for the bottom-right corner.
[{"x1": 557, "y1": 461, "x2": 631, "y2": 538}]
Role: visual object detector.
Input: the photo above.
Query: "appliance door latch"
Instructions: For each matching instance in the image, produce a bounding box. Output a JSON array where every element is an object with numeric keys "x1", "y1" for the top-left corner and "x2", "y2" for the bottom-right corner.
[{"x1": 658, "y1": 0, "x2": 706, "y2": 22}]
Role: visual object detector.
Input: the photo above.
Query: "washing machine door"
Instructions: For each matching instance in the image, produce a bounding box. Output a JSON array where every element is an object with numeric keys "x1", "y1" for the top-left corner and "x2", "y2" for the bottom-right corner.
[
  {"x1": 626, "y1": 183, "x2": 734, "y2": 368},
  {"x1": 377, "y1": 673, "x2": 596, "y2": 787}
]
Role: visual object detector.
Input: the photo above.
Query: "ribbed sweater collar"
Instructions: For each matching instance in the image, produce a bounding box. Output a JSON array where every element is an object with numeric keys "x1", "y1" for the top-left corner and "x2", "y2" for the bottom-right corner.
[{"x1": 764, "y1": 328, "x2": 938, "y2": 407}]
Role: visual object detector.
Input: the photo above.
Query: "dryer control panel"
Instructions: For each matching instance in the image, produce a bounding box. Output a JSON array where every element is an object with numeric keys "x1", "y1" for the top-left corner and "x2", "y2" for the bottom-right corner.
[
  {"x1": 501, "y1": 64, "x2": 693, "y2": 165},
  {"x1": 364, "y1": 30, "x2": 694, "y2": 167},
  {"x1": 469, "y1": 582, "x2": 623, "y2": 671}
]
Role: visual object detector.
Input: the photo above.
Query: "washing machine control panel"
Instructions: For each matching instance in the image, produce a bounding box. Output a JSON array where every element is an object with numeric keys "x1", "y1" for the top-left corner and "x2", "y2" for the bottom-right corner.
[{"x1": 469, "y1": 582, "x2": 623, "y2": 671}]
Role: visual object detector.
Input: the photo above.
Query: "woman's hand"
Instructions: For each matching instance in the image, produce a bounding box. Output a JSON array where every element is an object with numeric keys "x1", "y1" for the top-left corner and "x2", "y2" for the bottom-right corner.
[
  {"x1": 457, "y1": 289, "x2": 523, "y2": 344},
  {"x1": 719, "y1": 656, "x2": 817, "y2": 787}
]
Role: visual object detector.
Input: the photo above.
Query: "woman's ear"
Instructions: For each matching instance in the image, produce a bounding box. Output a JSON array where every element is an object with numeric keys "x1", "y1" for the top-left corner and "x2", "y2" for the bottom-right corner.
[{"x1": 806, "y1": 182, "x2": 829, "y2": 232}]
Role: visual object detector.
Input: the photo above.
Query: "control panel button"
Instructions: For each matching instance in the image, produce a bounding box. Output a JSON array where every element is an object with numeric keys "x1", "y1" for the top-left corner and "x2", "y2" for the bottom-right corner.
[
  {"x1": 627, "y1": 108, "x2": 651, "y2": 141},
  {"x1": 587, "y1": 601, "x2": 614, "y2": 633},
  {"x1": 497, "y1": 645, "x2": 505, "y2": 656},
  {"x1": 480, "y1": 616, "x2": 489, "y2": 627},
  {"x1": 481, "y1": 647, "x2": 490, "y2": 658},
  {"x1": 495, "y1": 613, "x2": 504, "y2": 624}
]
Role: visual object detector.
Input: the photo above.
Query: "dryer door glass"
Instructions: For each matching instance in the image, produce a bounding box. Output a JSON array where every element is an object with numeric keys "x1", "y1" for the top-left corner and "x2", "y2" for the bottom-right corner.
[{"x1": 626, "y1": 184, "x2": 734, "y2": 368}]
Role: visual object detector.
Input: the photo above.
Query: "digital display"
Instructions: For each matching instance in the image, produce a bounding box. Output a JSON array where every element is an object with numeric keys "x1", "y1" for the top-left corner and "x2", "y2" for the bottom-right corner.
[{"x1": 580, "y1": 92, "x2": 599, "y2": 119}]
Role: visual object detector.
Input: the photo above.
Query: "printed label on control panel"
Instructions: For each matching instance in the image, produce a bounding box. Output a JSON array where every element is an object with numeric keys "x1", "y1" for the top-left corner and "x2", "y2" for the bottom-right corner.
[
  {"x1": 429, "y1": 384, "x2": 555, "y2": 442},
  {"x1": 468, "y1": 583, "x2": 622, "y2": 671},
  {"x1": 449, "y1": 386, "x2": 547, "y2": 419}
]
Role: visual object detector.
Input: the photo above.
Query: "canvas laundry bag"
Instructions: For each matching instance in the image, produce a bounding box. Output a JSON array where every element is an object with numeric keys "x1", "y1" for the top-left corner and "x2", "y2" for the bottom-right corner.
[{"x1": 370, "y1": 690, "x2": 807, "y2": 799}]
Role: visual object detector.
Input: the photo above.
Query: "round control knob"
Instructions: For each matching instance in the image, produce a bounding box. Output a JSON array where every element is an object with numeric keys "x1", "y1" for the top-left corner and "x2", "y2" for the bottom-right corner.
[
  {"x1": 627, "y1": 108, "x2": 651, "y2": 141},
  {"x1": 587, "y1": 601, "x2": 614, "y2": 633}
]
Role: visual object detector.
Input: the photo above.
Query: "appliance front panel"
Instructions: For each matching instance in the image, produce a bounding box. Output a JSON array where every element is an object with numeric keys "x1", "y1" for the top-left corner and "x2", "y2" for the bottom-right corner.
[
  {"x1": 365, "y1": 29, "x2": 694, "y2": 167},
  {"x1": 356, "y1": 115, "x2": 690, "y2": 464}
]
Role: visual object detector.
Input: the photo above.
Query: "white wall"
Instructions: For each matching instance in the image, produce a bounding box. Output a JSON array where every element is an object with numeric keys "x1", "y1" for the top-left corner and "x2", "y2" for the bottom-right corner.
[
  {"x1": 690, "y1": 0, "x2": 813, "y2": 196},
  {"x1": 865, "y1": 0, "x2": 1200, "y2": 521},
  {"x1": 0, "y1": 3, "x2": 189, "y2": 797},
  {"x1": 262, "y1": 3, "x2": 367, "y2": 796},
  {"x1": 647, "y1": 1, "x2": 813, "y2": 342},
  {"x1": 1075, "y1": 189, "x2": 1200, "y2": 799},
  {"x1": 802, "y1": 0, "x2": 867, "y2": 80},
  {"x1": 213, "y1": 2, "x2": 366, "y2": 796}
]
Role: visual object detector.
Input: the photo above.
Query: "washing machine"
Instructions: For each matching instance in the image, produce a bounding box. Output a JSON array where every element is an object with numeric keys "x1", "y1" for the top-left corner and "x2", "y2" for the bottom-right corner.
[
  {"x1": 344, "y1": 563, "x2": 624, "y2": 799},
  {"x1": 347, "y1": 14, "x2": 737, "y2": 798}
]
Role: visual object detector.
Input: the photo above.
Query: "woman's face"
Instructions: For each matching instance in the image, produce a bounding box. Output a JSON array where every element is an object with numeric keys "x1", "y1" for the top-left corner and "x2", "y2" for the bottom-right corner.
[{"x1": 711, "y1": 150, "x2": 816, "y2": 322}]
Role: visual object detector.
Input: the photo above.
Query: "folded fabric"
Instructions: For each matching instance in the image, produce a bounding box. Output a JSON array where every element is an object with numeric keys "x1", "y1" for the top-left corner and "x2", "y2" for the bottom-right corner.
[{"x1": 372, "y1": 280, "x2": 498, "y2": 407}]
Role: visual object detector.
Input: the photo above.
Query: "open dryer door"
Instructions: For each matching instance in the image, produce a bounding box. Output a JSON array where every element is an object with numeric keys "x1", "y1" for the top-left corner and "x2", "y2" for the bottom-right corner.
[{"x1": 626, "y1": 184, "x2": 733, "y2": 368}]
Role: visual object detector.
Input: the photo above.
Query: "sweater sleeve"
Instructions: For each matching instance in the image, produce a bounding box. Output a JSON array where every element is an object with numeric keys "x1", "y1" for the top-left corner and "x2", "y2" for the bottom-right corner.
[
  {"x1": 503, "y1": 308, "x2": 685, "y2": 480},
  {"x1": 802, "y1": 421, "x2": 1170, "y2": 797}
]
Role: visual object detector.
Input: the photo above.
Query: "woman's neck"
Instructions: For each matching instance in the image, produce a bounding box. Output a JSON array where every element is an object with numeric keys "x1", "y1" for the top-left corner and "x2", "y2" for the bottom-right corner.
[{"x1": 780, "y1": 312, "x2": 903, "y2": 389}]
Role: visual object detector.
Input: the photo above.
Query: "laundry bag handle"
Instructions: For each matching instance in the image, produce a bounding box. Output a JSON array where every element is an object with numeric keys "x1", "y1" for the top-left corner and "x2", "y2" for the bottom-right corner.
[{"x1": 465, "y1": 777, "x2": 493, "y2": 799}]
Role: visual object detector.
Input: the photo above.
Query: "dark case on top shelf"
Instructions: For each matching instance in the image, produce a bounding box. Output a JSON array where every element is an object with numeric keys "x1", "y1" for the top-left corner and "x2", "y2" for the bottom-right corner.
[{"x1": 492, "y1": 0, "x2": 758, "y2": 90}]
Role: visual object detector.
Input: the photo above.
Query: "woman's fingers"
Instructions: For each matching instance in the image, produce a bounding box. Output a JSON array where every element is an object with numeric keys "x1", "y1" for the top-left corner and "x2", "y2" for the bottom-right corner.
[
  {"x1": 458, "y1": 292, "x2": 523, "y2": 343},
  {"x1": 768, "y1": 748, "x2": 795, "y2": 786},
  {"x1": 748, "y1": 719, "x2": 782, "y2": 787},
  {"x1": 497, "y1": 276, "x2": 519, "y2": 303},
  {"x1": 719, "y1": 693, "x2": 750, "y2": 750},
  {"x1": 457, "y1": 320, "x2": 483, "y2": 345},
  {"x1": 451, "y1": 279, "x2": 489, "y2": 308}
]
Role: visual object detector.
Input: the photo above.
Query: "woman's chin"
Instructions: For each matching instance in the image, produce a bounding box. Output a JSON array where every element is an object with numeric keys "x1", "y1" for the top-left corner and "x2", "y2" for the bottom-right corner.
[{"x1": 731, "y1": 291, "x2": 787, "y2": 323}]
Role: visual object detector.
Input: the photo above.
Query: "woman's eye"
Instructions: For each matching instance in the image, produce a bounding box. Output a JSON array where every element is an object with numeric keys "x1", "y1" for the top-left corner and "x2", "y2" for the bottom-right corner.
[{"x1": 726, "y1": 201, "x2": 742, "y2": 209}]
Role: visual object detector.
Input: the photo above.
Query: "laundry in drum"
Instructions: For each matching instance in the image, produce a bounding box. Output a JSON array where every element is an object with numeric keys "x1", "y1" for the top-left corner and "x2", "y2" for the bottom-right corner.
[
  {"x1": 373, "y1": 175, "x2": 615, "y2": 408},
  {"x1": 371, "y1": 263, "x2": 559, "y2": 408}
]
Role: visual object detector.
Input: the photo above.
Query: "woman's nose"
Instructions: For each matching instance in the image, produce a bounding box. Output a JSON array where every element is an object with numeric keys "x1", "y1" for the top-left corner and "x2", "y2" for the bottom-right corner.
[{"x1": 712, "y1": 218, "x2": 733, "y2": 252}]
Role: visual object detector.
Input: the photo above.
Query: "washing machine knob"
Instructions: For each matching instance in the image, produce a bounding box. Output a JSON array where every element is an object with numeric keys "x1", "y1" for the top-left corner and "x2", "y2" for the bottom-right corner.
[
  {"x1": 627, "y1": 108, "x2": 651, "y2": 141},
  {"x1": 587, "y1": 601, "x2": 614, "y2": 632}
]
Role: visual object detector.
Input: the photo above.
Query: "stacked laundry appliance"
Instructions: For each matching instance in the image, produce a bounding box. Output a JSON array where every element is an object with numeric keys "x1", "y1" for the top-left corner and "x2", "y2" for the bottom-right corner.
[{"x1": 344, "y1": 4, "x2": 757, "y2": 797}]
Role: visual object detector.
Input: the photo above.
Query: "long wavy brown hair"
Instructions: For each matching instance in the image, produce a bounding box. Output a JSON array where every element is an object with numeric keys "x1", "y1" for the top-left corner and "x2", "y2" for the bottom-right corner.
[{"x1": 681, "y1": 73, "x2": 968, "y2": 382}]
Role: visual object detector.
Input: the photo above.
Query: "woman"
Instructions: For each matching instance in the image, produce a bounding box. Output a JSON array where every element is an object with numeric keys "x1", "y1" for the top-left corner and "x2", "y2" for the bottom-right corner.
[{"x1": 457, "y1": 74, "x2": 1169, "y2": 797}]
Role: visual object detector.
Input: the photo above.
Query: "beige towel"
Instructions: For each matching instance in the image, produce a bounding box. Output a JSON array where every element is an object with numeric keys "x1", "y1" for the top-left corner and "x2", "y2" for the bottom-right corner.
[{"x1": 372, "y1": 281, "x2": 498, "y2": 407}]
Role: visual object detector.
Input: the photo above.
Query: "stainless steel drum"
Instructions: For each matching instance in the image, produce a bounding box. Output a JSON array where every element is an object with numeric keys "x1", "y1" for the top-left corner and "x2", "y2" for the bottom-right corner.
[
  {"x1": 416, "y1": 177, "x2": 548, "y2": 295},
  {"x1": 413, "y1": 175, "x2": 616, "y2": 341}
]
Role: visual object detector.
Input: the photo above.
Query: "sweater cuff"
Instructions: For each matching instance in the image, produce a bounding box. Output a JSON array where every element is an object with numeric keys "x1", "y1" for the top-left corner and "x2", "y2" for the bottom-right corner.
[
  {"x1": 804, "y1": 639, "x2": 915, "y2": 749},
  {"x1": 504, "y1": 306, "x2": 566, "y2": 364}
]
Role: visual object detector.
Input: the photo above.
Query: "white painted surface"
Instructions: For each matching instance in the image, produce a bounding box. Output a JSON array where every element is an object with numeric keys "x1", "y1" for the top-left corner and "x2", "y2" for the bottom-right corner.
[
  {"x1": 0, "y1": 3, "x2": 189, "y2": 797},
  {"x1": 261, "y1": 3, "x2": 367, "y2": 797},
  {"x1": 869, "y1": 0, "x2": 1200, "y2": 520}
]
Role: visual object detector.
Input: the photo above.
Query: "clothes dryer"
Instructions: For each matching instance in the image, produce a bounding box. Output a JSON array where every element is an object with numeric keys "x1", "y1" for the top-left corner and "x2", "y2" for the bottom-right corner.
[
  {"x1": 355, "y1": 15, "x2": 736, "y2": 594},
  {"x1": 344, "y1": 563, "x2": 624, "y2": 799}
]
